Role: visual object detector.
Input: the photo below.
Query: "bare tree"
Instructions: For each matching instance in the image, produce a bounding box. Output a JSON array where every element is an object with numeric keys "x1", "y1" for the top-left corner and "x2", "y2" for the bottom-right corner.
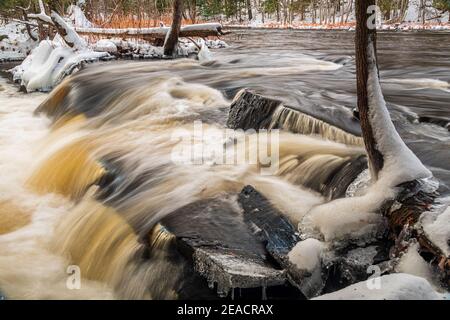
[
  {"x1": 355, "y1": 0, "x2": 384, "y2": 178},
  {"x1": 164, "y1": 0, "x2": 183, "y2": 57}
]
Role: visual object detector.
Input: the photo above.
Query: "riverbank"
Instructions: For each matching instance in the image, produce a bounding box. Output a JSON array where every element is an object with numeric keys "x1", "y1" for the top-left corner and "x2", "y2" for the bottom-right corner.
[{"x1": 225, "y1": 22, "x2": 450, "y2": 32}]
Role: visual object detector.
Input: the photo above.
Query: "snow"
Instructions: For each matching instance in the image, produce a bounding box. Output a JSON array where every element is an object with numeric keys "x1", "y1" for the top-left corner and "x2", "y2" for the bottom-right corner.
[
  {"x1": 75, "y1": 26, "x2": 168, "y2": 35},
  {"x1": 288, "y1": 238, "x2": 324, "y2": 272},
  {"x1": 75, "y1": 23, "x2": 222, "y2": 36},
  {"x1": 314, "y1": 273, "x2": 445, "y2": 300},
  {"x1": 225, "y1": 0, "x2": 450, "y2": 31},
  {"x1": 202, "y1": 39, "x2": 228, "y2": 49},
  {"x1": 420, "y1": 205, "x2": 450, "y2": 257},
  {"x1": 0, "y1": 22, "x2": 38, "y2": 61},
  {"x1": 395, "y1": 243, "x2": 435, "y2": 283},
  {"x1": 50, "y1": 11, "x2": 87, "y2": 50},
  {"x1": 27, "y1": 0, "x2": 53, "y2": 25},
  {"x1": 198, "y1": 43, "x2": 213, "y2": 63},
  {"x1": 67, "y1": 4, "x2": 94, "y2": 28},
  {"x1": 93, "y1": 39, "x2": 117, "y2": 53},
  {"x1": 181, "y1": 23, "x2": 222, "y2": 32},
  {"x1": 11, "y1": 39, "x2": 108, "y2": 92},
  {"x1": 27, "y1": 12, "x2": 53, "y2": 25},
  {"x1": 366, "y1": 41, "x2": 432, "y2": 186},
  {"x1": 301, "y1": 184, "x2": 389, "y2": 242}
]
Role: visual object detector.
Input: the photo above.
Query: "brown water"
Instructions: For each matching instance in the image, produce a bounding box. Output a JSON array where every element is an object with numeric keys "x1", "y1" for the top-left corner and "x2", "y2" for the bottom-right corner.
[{"x1": 0, "y1": 29, "x2": 449, "y2": 299}]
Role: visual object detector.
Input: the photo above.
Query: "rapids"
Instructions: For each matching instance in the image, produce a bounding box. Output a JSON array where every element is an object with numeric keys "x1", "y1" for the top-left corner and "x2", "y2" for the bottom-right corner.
[{"x1": 0, "y1": 29, "x2": 449, "y2": 299}]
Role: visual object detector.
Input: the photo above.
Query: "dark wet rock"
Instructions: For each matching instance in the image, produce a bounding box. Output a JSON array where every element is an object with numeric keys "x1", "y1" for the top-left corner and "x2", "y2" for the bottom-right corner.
[
  {"x1": 227, "y1": 88, "x2": 362, "y2": 136},
  {"x1": 322, "y1": 155, "x2": 368, "y2": 200},
  {"x1": 160, "y1": 196, "x2": 304, "y2": 299},
  {"x1": 226, "y1": 89, "x2": 281, "y2": 130},
  {"x1": 239, "y1": 185, "x2": 324, "y2": 298},
  {"x1": 321, "y1": 243, "x2": 392, "y2": 294},
  {"x1": 239, "y1": 185, "x2": 300, "y2": 260}
]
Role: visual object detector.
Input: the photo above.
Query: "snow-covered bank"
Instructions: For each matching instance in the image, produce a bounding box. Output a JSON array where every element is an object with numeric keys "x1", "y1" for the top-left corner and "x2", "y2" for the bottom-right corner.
[
  {"x1": 225, "y1": 22, "x2": 450, "y2": 32},
  {"x1": 2, "y1": 2, "x2": 227, "y2": 92},
  {"x1": 0, "y1": 22, "x2": 38, "y2": 62},
  {"x1": 1, "y1": 0, "x2": 230, "y2": 92},
  {"x1": 8, "y1": 36, "x2": 226, "y2": 92},
  {"x1": 11, "y1": 39, "x2": 109, "y2": 92}
]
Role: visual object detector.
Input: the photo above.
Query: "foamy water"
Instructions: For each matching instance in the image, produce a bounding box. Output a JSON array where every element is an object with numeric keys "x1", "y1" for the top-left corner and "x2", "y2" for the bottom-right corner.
[
  {"x1": 0, "y1": 65, "x2": 366, "y2": 299},
  {"x1": 0, "y1": 78, "x2": 115, "y2": 299}
]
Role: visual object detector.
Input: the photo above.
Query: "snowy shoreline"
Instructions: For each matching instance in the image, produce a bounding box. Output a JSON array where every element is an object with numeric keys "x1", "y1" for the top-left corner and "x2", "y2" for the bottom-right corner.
[{"x1": 225, "y1": 23, "x2": 450, "y2": 32}]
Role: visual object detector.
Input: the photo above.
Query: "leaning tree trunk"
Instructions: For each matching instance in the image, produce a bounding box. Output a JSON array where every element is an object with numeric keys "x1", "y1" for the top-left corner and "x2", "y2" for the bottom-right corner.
[
  {"x1": 247, "y1": 0, "x2": 253, "y2": 20},
  {"x1": 164, "y1": 0, "x2": 183, "y2": 57},
  {"x1": 355, "y1": 0, "x2": 449, "y2": 285},
  {"x1": 355, "y1": 0, "x2": 384, "y2": 178}
]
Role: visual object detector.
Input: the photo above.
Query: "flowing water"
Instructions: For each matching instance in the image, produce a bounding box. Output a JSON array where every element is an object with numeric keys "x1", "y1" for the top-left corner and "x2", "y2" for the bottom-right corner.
[{"x1": 0, "y1": 29, "x2": 449, "y2": 299}]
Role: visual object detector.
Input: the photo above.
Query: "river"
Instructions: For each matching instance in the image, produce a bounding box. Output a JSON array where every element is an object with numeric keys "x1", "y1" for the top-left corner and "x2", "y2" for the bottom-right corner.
[{"x1": 0, "y1": 29, "x2": 449, "y2": 299}]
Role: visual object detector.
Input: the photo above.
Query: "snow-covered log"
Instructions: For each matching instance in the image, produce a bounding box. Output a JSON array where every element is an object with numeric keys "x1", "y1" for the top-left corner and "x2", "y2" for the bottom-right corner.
[
  {"x1": 74, "y1": 23, "x2": 227, "y2": 40},
  {"x1": 50, "y1": 11, "x2": 87, "y2": 50},
  {"x1": 27, "y1": 0, "x2": 53, "y2": 25}
]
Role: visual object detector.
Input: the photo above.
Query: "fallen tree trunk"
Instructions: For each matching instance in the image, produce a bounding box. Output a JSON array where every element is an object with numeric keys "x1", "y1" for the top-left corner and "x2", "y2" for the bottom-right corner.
[
  {"x1": 74, "y1": 23, "x2": 228, "y2": 41},
  {"x1": 50, "y1": 11, "x2": 87, "y2": 50}
]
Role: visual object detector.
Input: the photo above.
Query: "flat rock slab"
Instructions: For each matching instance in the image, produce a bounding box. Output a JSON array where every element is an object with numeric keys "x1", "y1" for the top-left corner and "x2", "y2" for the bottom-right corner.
[
  {"x1": 161, "y1": 195, "x2": 295, "y2": 298},
  {"x1": 193, "y1": 247, "x2": 286, "y2": 298}
]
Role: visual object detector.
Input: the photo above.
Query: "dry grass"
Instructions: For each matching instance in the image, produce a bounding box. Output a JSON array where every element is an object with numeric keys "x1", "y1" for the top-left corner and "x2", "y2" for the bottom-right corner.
[{"x1": 91, "y1": 14, "x2": 206, "y2": 29}]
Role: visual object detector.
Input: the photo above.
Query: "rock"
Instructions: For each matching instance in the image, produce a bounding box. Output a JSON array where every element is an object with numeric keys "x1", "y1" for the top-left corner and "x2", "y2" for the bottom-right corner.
[
  {"x1": 227, "y1": 88, "x2": 363, "y2": 139},
  {"x1": 161, "y1": 195, "x2": 301, "y2": 299},
  {"x1": 226, "y1": 89, "x2": 281, "y2": 130},
  {"x1": 239, "y1": 185, "x2": 324, "y2": 298}
]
